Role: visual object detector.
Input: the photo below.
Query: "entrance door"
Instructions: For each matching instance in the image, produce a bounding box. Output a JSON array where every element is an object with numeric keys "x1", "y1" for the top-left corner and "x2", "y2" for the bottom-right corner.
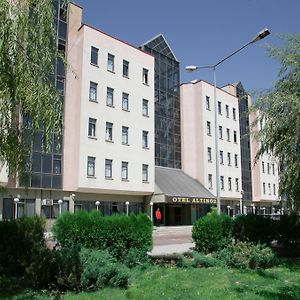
[
  {"x1": 174, "y1": 206, "x2": 181, "y2": 225},
  {"x1": 3, "y1": 198, "x2": 13, "y2": 219}
]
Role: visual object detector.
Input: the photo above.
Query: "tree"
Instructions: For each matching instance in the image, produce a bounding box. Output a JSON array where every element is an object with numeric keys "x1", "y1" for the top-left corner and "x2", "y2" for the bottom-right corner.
[
  {"x1": 252, "y1": 34, "x2": 300, "y2": 211},
  {"x1": 0, "y1": 0, "x2": 64, "y2": 181}
]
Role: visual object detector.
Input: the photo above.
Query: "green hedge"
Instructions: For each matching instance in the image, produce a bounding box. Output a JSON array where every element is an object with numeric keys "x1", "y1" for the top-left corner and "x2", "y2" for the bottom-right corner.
[
  {"x1": 0, "y1": 216, "x2": 45, "y2": 276},
  {"x1": 192, "y1": 212, "x2": 233, "y2": 254},
  {"x1": 53, "y1": 211, "x2": 153, "y2": 265},
  {"x1": 232, "y1": 214, "x2": 277, "y2": 245}
]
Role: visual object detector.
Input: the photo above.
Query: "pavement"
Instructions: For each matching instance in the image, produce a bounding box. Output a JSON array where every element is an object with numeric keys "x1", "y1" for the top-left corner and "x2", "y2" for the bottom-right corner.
[{"x1": 149, "y1": 226, "x2": 195, "y2": 256}]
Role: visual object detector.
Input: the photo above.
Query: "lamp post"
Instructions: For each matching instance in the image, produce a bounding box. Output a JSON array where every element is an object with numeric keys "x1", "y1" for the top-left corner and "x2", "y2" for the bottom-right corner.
[
  {"x1": 95, "y1": 201, "x2": 100, "y2": 211},
  {"x1": 58, "y1": 199, "x2": 63, "y2": 216},
  {"x1": 149, "y1": 202, "x2": 153, "y2": 222},
  {"x1": 186, "y1": 28, "x2": 270, "y2": 215},
  {"x1": 125, "y1": 201, "x2": 130, "y2": 216},
  {"x1": 240, "y1": 190, "x2": 244, "y2": 215},
  {"x1": 252, "y1": 204, "x2": 256, "y2": 215},
  {"x1": 227, "y1": 205, "x2": 231, "y2": 216},
  {"x1": 14, "y1": 196, "x2": 20, "y2": 219}
]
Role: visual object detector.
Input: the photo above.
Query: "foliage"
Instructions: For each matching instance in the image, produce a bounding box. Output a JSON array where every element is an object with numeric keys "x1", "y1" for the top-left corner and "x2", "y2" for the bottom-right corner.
[
  {"x1": 192, "y1": 212, "x2": 233, "y2": 254},
  {"x1": 251, "y1": 34, "x2": 300, "y2": 210},
  {"x1": 0, "y1": 216, "x2": 45, "y2": 276},
  {"x1": 80, "y1": 248, "x2": 129, "y2": 290},
  {"x1": 53, "y1": 211, "x2": 153, "y2": 264},
  {"x1": 277, "y1": 213, "x2": 300, "y2": 256},
  {"x1": 215, "y1": 242, "x2": 276, "y2": 269},
  {"x1": 191, "y1": 252, "x2": 221, "y2": 268},
  {"x1": 233, "y1": 214, "x2": 277, "y2": 244},
  {"x1": 0, "y1": 0, "x2": 64, "y2": 177}
]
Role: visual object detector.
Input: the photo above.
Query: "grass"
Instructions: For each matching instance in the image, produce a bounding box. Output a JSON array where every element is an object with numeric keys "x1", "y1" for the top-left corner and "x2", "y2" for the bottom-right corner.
[{"x1": 1, "y1": 262, "x2": 300, "y2": 300}]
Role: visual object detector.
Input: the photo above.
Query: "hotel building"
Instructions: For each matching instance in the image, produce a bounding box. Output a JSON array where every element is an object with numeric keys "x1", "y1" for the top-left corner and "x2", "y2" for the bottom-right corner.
[{"x1": 180, "y1": 80, "x2": 242, "y2": 216}]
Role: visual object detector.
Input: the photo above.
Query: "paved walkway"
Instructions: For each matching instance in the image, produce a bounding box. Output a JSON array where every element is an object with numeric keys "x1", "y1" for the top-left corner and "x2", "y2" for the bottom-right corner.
[{"x1": 149, "y1": 226, "x2": 195, "y2": 256}]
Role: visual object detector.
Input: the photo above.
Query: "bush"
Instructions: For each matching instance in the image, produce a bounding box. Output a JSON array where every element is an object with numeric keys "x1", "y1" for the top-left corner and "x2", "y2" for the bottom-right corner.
[
  {"x1": 192, "y1": 212, "x2": 233, "y2": 254},
  {"x1": 215, "y1": 242, "x2": 276, "y2": 269},
  {"x1": 0, "y1": 216, "x2": 45, "y2": 276},
  {"x1": 192, "y1": 252, "x2": 220, "y2": 268},
  {"x1": 53, "y1": 211, "x2": 152, "y2": 264},
  {"x1": 277, "y1": 213, "x2": 300, "y2": 256},
  {"x1": 233, "y1": 214, "x2": 277, "y2": 245},
  {"x1": 80, "y1": 248, "x2": 129, "y2": 289}
]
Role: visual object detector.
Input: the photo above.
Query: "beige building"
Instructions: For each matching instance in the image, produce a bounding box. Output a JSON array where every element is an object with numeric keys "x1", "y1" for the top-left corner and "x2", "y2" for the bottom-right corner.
[{"x1": 180, "y1": 80, "x2": 242, "y2": 215}]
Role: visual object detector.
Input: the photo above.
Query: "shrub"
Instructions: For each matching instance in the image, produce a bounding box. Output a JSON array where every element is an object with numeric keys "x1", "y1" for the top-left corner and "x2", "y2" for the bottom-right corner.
[
  {"x1": 192, "y1": 252, "x2": 220, "y2": 268},
  {"x1": 0, "y1": 216, "x2": 45, "y2": 276},
  {"x1": 277, "y1": 213, "x2": 300, "y2": 256},
  {"x1": 215, "y1": 242, "x2": 276, "y2": 269},
  {"x1": 53, "y1": 211, "x2": 152, "y2": 264},
  {"x1": 233, "y1": 214, "x2": 277, "y2": 244},
  {"x1": 80, "y1": 248, "x2": 129, "y2": 289},
  {"x1": 192, "y1": 212, "x2": 233, "y2": 254}
]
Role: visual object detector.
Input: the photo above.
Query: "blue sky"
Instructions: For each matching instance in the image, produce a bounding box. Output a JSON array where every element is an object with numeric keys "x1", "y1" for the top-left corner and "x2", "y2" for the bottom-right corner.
[{"x1": 75, "y1": 0, "x2": 300, "y2": 93}]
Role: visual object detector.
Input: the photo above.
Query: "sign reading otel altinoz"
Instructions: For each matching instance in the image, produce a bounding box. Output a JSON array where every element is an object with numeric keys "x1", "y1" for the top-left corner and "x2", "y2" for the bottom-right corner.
[{"x1": 166, "y1": 196, "x2": 216, "y2": 204}]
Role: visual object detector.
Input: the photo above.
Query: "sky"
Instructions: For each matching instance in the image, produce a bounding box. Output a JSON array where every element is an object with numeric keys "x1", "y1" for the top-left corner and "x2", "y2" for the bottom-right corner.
[{"x1": 75, "y1": 0, "x2": 300, "y2": 93}]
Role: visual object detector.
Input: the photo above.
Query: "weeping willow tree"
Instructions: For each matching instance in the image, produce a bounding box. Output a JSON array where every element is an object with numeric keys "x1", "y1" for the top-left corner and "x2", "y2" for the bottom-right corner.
[
  {"x1": 252, "y1": 34, "x2": 300, "y2": 211},
  {"x1": 0, "y1": 0, "x2": 64, "y2": 181}
]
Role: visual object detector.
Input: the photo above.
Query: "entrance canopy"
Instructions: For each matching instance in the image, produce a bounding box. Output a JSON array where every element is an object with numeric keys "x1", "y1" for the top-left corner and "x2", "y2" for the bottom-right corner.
[{"x1": 152, "y1": 167, "x2": 215, "y2": 204}]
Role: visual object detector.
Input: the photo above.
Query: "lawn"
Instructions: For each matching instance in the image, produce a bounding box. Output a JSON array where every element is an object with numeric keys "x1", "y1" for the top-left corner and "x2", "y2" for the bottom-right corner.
[{"x1": 1, "y1": 261, "x2": 300, "y2": 300}]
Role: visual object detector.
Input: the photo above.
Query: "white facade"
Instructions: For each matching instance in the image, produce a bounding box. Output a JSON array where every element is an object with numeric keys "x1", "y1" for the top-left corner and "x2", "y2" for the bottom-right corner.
[
  {"x1": 181, "y1": 80, "x2": 242, "y2": 207},
  {"x1": 63, "y1": 4, "x2": 155, "y2": 196}
]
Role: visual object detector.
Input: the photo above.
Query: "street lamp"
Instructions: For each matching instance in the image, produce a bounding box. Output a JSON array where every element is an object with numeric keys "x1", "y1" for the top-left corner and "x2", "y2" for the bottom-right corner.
[
  {"x1": 125, "y1": 201, "x2": 130, "y2": 216},
  {"x1": 240, "y1": 190, "x2": 244, "y2": 215},
  {"x1": 95, "y1": 201, "x2": 100, "y2": 211},
  {"x1": 252, "y1": 204, "x2": 256, "y2": 215},
  {"x1": 185, "y1": 28, "x2": 270, "y2": 215},
  {"x1": 14, "y1": 196, "x2": 20, "y2": 219},
  {"x1": 58, "y1": 199, "x2": 63, "y2": 216},
  {"x1": 149, "y1": 202, "x2": 153, "y2": 222},
  {"x1": 227, "y1": 205, "x2": 231, "y2": 216}
]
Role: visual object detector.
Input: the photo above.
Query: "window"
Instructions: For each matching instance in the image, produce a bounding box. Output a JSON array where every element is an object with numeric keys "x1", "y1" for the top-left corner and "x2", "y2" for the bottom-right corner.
[
  {"x1": 234, "y1": 154, "x2": 238, "y2": 167},
  {"x1": 225, "y1": 105, "x2": 229, "y2": 118},
  {"x1": 105, "y1": 159, "x2": 112, "y2": 178},
  {"x1": 219, "y1": 126, "x2": 223, "y2": 139},
  {"x1": 218, "y1": 101, "x2": 222, "y2": 114},
  {"x1": 142, "y1": 68, "x2": 148, "y2": 85},
  {"x1": 106, "y1": 87, "x2": 114, "y2": 106},
  {"x1": 233, "y1": 131, "x2": 237, "y2": 143},
  {"x1": 142, "y1": 164, "x2": 148, "y2": 182},
  {"x1": 267, "y1": 163, "x2": 270, "y2": 174},
  {"x1": 207, "y1": 121, "x2": 211, "y2": 136},
  {"x1": 122, "y1": 126, "x2": 129, "y2": 145},
  {"x1": 235, "y1": 178, "x2": 239, "y2": 192},
  {"x1": 91, "y1": 46, "x2": 98, "y2": 65},
  {"x1": 262, "y1": 161, "x2": 265, "y2": 173},
  {"x1": 121, "y1": 161, "x2": 128, "y2": 180},
  {"x1": 89, "y1": 81, "x2": 97, "y2": 102},
  {"x1": 272, "y1": 163, "x2": 275, "y2": 175},
  {"x1": 263, "y1": 182, "x2": 266, "y2": 194},
  {"x1": 122, "y1": 93, "x2": 129, "y2": 111},
  {"x1": 268, "y1": 183, "x2": 271, "y2": 195},
  {"x1": 228, "y1": 177, "x2": 232, "y2": 191},
  {"x1": 87, "y1": 156, "x2": 95, "y2": 177},
  {"x1": 107, "y1": 53, "x2": 114, "y2": 72},
  {"x1": 41, "y1": 199, "x2": 68, "y2": 219},
  {"x1": 220, "y1": 151, "x2": 224, "y2": 164},
  {"x1": 142, "y1": 131, "x2": 149, "y2": 148},
  {"x1": 88, "y1": 118, "x2": 96, "y2": 137},
  {"x1": 206, "y1": 96, "x2": 210, "y2": 110},
  {"x1": 123, "y1": 60, "x2": 129, "y2": 77},
  {"x1": 226, "y1": 128, "x2": 230, "y2": 141},
  {"x1": 233, "y1": 108, "x2": 236, "y2": 120},
  {"x1": 143, "y1": 99, "x2": 149, "y2": 116},
  {"x1": 220, "y1": 176, "x2": 224, "y2": 190},
  {"x1": 273, "y1": 184, "x2": 276, "y2": 195},
  {"x1": 227, "y1": 152, "x2": 231, "y2": 166},
  {"x1": 105, "y1": 122, "x2": 113, "y2": 141},
  {"x1": 208, "y1": 174, "x2": 213, "y2": 189},
  {"x1": 207, "y1": 147, "x2": 212, "y2": 162}
]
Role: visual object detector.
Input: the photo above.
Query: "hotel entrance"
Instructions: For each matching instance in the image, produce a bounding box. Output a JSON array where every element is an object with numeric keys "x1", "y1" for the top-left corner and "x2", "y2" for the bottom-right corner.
[{"x1": 165, "y1": 204, "x2": 191, "y2": 225}]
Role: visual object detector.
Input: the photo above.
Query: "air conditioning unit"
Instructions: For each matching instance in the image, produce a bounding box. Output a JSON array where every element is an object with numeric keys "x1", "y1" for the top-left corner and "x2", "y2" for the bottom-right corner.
[{"x1": 42, "y1": 199, "x2": 53, "y2": 206}]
